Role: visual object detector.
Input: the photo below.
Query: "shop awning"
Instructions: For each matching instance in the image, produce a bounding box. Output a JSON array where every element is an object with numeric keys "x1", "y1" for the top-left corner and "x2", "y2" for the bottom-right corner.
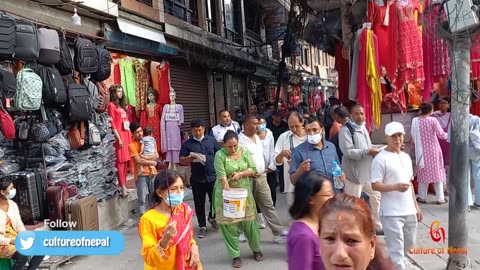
[
  {"x1": 105, "y1": 30, "x2": 179, "y2": 57},
  {"x1": 117, "y1": 18, "x2": 166, "y2": 44}
]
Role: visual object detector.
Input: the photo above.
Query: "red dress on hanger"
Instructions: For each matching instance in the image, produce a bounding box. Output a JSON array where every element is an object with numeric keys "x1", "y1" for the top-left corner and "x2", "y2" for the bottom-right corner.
[
  {"x1": 471, "y1": 34, "x2": 480, "y2": 80},
  {"x1": 367, "y1": 0, "x2": 391, "y2": 72},
  {"x1": 150, "y1": 61, "x2": 171, "y2": 105},
  {"x1": 146, "y1": 103, "x2": 163, "y2": 152}
]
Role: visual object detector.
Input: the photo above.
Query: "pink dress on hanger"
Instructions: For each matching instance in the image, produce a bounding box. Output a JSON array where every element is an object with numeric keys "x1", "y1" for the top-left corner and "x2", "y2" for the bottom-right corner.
[
  {"x1": 367, "y1": 0, "x2": 391, "y2": 71},
  {"x1": 471, "y1": 34, "x2": 480, "y2": 80}
]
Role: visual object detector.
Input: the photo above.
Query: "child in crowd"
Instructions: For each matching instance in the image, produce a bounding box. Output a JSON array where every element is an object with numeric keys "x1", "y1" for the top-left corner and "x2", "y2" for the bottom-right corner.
[{"x1": 139, "y1": 127, "x2": 157, "y2": 176}]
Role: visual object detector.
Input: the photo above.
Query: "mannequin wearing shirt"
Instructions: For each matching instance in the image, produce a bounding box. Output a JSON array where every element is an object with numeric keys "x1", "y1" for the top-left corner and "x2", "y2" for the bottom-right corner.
[{"x1": 161, "y1": 91, "x2": 184, "y2": 169}]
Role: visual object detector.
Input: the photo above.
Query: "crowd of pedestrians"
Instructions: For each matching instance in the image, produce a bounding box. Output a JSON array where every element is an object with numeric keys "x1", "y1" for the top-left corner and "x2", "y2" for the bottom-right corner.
[{"x1": 135, "y1": 97, "x2": 480, "y2": 270}]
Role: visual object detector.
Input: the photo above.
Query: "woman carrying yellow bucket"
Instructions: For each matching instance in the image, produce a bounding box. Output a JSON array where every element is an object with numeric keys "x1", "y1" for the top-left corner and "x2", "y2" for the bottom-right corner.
[{"x1": 213, "y1": 130, "x2": 263, "y2": 268}]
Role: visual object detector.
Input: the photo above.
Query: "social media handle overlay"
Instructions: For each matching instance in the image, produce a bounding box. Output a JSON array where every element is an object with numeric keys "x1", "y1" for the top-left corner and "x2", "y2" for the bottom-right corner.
[{"x1": 15, "y1": 231, "x2": 125, "y2": 256}]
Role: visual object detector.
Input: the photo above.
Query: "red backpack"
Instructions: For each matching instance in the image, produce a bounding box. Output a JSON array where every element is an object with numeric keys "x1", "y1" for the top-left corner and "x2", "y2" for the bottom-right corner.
[{"x1": 0, "y1": 105, "x2": 15, "y2": 140}]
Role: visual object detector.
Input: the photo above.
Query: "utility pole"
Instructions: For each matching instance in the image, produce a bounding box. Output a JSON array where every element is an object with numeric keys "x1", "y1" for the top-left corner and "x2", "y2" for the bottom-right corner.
[{"x1": 447, "y1": 28, "x2": 472, "y2": 270}]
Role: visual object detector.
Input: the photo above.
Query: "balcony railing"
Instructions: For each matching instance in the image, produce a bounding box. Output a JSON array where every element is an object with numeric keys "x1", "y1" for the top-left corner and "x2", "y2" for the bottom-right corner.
[
  {"x1": 225, "y1": 28, "x2": 242, "y2": 44},
  {"x1": 245, "y1": 29, "x2": 261, "y2": 42},
  {"x1": 164, "y1": 0, "x2": 199, "y2": 26},
  {"x1": 206, "y1": 18, "x2": 217, "y2": 34}
]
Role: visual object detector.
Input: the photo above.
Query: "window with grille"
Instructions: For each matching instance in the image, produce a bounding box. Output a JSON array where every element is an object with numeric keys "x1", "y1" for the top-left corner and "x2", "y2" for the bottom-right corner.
[{"x1": 137, "y1": 0, "x2": 153, "y2": 7}]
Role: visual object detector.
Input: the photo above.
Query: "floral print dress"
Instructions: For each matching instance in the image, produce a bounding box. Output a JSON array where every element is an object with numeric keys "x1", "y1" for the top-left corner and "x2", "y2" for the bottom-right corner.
[{"x1": 0, "y1": 217, "x2": 17, "y2": 258}]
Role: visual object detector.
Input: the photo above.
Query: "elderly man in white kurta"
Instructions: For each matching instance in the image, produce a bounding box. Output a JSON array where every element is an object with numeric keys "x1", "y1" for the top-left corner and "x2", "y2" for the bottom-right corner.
[{"x1": 274, "y1": 111, "x2": 307, "y2": 206}]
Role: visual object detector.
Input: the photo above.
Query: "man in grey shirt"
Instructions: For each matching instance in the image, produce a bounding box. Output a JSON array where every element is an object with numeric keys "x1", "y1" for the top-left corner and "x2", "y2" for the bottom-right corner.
[{"x1": 338, "y1": 104, "x2": 382, "y2": 234}]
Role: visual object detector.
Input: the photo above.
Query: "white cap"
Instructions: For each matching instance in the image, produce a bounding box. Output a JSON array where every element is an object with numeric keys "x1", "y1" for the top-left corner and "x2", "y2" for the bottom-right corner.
[{"x1": 385, "y1": 122, "x2": 405, "y2": 136}]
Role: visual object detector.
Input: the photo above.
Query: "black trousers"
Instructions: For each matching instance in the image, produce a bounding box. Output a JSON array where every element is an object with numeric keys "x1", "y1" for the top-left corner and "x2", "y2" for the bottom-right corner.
[
  {"x1": 191, "y1": 181, "x2": 215, "y2": 228},
  {"x1": 12, "y1": 252, "x2": 44, "y2": 270},
  {"x1": 256, "y1": 171, "x2": 279, "y2": 213},
  {"x1": 277, "y1": 165, "x2": 285, "y2": 193}
]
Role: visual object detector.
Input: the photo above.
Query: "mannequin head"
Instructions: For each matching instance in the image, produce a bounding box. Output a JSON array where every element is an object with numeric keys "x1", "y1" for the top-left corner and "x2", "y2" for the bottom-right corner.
[
  {"x1": 170, "y1": 91, "x2": 176, "y2": 104},
  {"x1": 381, "y1": 66, "x2": 387, "y2": 77},
  {"x1": 148, "y1": 88, "x2": 156, "y2": 104}
]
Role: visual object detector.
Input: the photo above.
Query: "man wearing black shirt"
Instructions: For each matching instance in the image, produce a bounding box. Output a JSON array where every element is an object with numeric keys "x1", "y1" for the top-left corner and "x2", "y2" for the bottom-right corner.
[{"x1": 180, "y1": 119, "x2": 220, "y2": 238}]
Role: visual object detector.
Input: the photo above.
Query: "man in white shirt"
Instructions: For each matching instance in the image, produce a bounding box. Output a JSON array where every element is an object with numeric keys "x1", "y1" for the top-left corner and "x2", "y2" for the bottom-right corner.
[
  {"x1": 371, "y1": 122, "x2": 423, "y2": 270},
  {"x1": 274, "y1": 111, "x2": 307, "y2": 206},
  {"x1": 210, "y1": 110, "x2": 241, "y2": 144},
  {"x1": 239, "y1": 114, "x2": 287, "y2": 244}
]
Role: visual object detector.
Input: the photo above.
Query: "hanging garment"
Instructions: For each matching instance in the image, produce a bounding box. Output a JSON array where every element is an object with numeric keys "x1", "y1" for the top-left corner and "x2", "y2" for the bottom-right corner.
[
  {"x1": 150, "y1": 61, "x2": 171, "y2": 105},
  {"x1": 161, "y1": 104, "x2": 184, "y2": 160},
  {"x1": 367, "y1": 0, "x2": 391, "y2": 73},
  {"x1": 335, "y1": 43, "x2": 350, "y2": 104},
  {"x1": 356, "y1": 29, "x2": 373, "y2": 131},
  {"x1": 119, "y1": 58, "x2": 137, "y2": 107},
  {"x1": 471, "y1": 34, "x2": 480, "y2": 80},
  {"x1": 365, "y1": 29, "x2": 382, "y2": 129},
  {"x1": 349, "y1": 29, "x2": 363, "y2": 101},
  {"x1": 146, "y1": 103, "x2": 163, "y2": 152},
  {"x1": 423, "y1": 0, "x2": 451, "y2": 100},
  {"x1": 134, "y1": 59, "x2": 150, "y2": 111}
]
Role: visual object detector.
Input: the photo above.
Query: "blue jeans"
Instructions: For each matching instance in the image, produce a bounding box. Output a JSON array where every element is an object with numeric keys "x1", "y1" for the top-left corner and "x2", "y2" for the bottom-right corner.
[{"x1": 137, "y1": 175, "x2": 155, "y2": 215}]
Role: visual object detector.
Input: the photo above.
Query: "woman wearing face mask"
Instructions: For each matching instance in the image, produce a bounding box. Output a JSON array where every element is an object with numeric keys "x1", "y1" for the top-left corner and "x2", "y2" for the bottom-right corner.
[
  {"x1": 287, "y1": 172, "x2": 334, "y2": 270},
  {"x1": 0, "y1": 176, "x2": 44, "y2": 270},
  {"x1": 138, "y1": 170, "x2": 202, "y2": 270},
  {"x1": 319, "y1": 194, "x2": 396, "y2": 270},
  {"x1": 213, "y1": 130, "x2": 261, "y2": 268}
]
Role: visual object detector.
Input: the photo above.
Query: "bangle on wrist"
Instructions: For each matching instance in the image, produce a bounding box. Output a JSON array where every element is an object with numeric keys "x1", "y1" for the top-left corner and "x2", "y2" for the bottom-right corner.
[{"x1": 240, "y1": 172, "x2": 243, "y2": 178}]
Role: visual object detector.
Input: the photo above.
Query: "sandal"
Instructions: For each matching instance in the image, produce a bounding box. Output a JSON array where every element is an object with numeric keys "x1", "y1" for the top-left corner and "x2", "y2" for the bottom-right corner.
[
  {"x1": 436, "y1": 199, "x2": 448, "y2": 205},
  {"x1": 416, "y1": 198, "x2": 427, "y2": 204},
  {"x1": 253, "y1": 251, "x2": 264, "y2": 262},
  {"x1": 232, "y1": 257, "x2": 242, "y2": 268}
]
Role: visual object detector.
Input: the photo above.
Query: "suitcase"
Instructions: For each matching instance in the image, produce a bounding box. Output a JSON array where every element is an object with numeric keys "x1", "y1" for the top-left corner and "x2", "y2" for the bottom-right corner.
[
  {"x1": 65, "y1": 196, "x2": 99, "y2": 231},
  {"x1": 46, "y1": 184, "x2": 77, "y2": 222},
  {"x1": 10, "y1": 171, "x2": 41, "y2": 225},
  {"x1": 25, "y1": 169, "x2": 47, "y2": 219}
]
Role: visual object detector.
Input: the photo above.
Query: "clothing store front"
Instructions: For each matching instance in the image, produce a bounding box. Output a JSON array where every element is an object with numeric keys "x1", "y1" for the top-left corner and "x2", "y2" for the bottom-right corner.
[{"x1": 170, "y1": 61, "x2": 210, "y2": 132}]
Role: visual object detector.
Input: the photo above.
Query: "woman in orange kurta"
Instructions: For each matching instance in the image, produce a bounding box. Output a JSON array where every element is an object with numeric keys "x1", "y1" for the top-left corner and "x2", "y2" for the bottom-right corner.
[
  {"x1": 108, "y1": 85, "x2": 132, "y2": 197},
  {"x1": 139, "y1": 170, "x2": 202, "y2": 270}
]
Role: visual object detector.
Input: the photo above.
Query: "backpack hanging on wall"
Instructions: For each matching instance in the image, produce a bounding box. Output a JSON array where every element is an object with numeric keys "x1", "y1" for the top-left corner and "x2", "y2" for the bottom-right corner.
[
  {"x1": 56, "y1": 33, "x2": 73, "y2": 76},
  {"x1": 39, "y1": 66, "x2": 67, "y2": 106},
  {"x1": 13, "y1": 19, "x2": 39, "y2": 61},
  {"x1": 0, "y1": 12, "x2": 16, "y2": 59},
  {"x1": 83, "y1": 77, "x2": 100, "y2": 110},
  {"x1": 37, "y1": 28, "x2": 60, "y2": 65},
  {"x1": 91, "y1": 44, "x2": 112, "y2": 82},
  {"x1": 0, "y1": 68, "x2": 16, "y2": 99},
  {"x1": 88, "y1": 121, "x2": 101, "y2": 145},
  {"x1": 0, "y1": 102, "x2": 15, "y2": 140},
  {"x1": 67, "y1": 83, "x2": 92, "y2": 122},
  {"x1": 95, "y1": 81, "x2": 110, "y2": 113},
  {"x1": 15, "y1": 68, "x2": 43, "y2": 111},
  {"x1": 74, "y1": 37, "x2": 98, "y2": 74}
]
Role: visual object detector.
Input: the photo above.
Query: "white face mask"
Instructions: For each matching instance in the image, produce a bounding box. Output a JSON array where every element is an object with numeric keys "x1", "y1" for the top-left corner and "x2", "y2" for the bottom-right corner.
[
  {"x1": 307, "y1": 133, "x2": 322, "y2": 145},
  {"x1": 5, "y1": 188, "x2": 15, "y2": 200}
]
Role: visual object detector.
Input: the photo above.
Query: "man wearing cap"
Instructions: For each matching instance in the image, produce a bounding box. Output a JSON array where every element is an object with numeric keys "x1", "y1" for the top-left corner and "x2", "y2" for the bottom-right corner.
[{"x1": 371, "y1": 122, "x2": 423, "y2": 270}]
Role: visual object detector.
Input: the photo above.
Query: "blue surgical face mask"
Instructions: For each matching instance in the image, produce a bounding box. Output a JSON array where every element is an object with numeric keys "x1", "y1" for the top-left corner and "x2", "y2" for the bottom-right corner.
[
  {"x1": 258, "y1": 123, "x2": 267, "y2": 132},
  {"x1": 194, "y1": 135, "x2": 204, "y2": 142},
  {"x1": 5, "y1": 188, "x2": 15, "y2": 200},
  {"x1": 163, "y1": 192, "x2": 184, "y2": 207}
]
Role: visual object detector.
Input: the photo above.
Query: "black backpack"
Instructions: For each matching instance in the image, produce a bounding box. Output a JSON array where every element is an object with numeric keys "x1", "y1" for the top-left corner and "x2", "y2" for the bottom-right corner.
[
  {"x1": 0, "y1": 12, "x2": 16, "y2": 59},
  {"x1": 91, "y1": 44, "x2": 111, "y2": 82},
  {"x1": 13, "y1": 19, "x2": 39, "y2": 61},
  {"x1": 56, "y1": 34, "x2": 73, "y2": 76},
  {"x1": 39, "y1": 66, "x2": 67, "y2": 106},
  {"x1": 74, "y1": 37, "x2": 98, "y2": 74},
  {"x1": 0, "y1": 69, "x2": 16, "y2": 99},
  {"x1": 67, "y1": 83, "x2": 92, "y2": 122}
]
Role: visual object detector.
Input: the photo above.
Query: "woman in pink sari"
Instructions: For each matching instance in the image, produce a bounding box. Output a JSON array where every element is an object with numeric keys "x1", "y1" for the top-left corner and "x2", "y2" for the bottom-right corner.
[
  {"x1": 139, "y1": 170, "x2": 202, "y2": 270},
  {"x1": 432, "y1": 98, "x2": 451, "y2": 194}
]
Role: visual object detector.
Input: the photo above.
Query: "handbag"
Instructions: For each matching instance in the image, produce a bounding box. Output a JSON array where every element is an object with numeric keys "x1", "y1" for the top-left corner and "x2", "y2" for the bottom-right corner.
[{"x1": 68, "y1": 121, "x2": 85, "y2": 150}]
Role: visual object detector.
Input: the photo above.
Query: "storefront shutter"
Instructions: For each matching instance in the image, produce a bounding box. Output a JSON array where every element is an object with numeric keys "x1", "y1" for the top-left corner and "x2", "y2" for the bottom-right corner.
[{"x1": 169, "y1": 62, "x2": 210, "y2": 132}]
